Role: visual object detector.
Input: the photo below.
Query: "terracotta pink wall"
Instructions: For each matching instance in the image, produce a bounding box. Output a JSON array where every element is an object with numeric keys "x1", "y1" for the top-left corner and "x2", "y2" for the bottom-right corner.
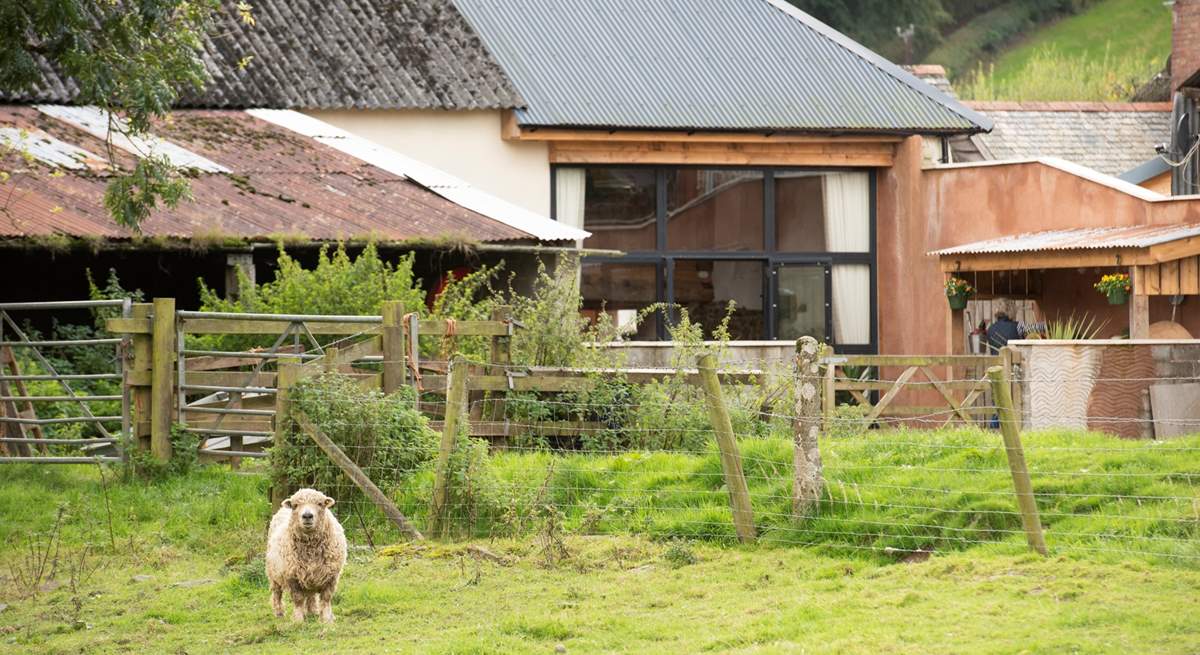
[{"x1": 878, "y1": 158, "x2": 1200, "y2": 355}]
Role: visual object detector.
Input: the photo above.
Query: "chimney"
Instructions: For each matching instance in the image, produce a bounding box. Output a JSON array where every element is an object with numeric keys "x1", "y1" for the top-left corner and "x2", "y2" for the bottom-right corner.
[{"x1": 1172, "y1": 0, "x2": 1200, "y2": 90}]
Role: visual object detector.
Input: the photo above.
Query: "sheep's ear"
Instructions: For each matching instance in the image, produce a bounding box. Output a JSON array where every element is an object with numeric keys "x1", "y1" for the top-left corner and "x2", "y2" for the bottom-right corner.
[
  {"x1": 322, "y1": 497, "x2": 335, "y2": 508},
  {"x1": 282, "y1": 499, "x2": 294, "y2": 509}
]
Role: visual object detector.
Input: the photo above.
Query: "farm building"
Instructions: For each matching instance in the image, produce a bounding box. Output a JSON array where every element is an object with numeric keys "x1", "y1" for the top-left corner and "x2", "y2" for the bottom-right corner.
[
  {"x1": 6, "y1": 0, "x2": 1200, "y2": 356},
  {"x1": 0, "y1": 105, "x2": 586, "y2": 307}
]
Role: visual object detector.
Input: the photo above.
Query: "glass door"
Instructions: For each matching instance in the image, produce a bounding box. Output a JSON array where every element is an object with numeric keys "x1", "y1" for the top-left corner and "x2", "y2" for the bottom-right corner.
[{"x1": 773, "y1": 263, "x2": 830, "y2": 343}]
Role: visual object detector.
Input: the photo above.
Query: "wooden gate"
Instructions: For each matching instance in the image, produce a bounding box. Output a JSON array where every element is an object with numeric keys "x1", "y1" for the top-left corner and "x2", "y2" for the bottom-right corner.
[{"x1": 821, "y1": 353, "x2": 1004, "y2": 426}]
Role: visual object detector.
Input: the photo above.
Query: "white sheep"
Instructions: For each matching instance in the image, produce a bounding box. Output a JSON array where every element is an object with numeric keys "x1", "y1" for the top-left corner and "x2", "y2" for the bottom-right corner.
[{"x1": 266, "y1": 488, "x2": 347, "y2": 622}]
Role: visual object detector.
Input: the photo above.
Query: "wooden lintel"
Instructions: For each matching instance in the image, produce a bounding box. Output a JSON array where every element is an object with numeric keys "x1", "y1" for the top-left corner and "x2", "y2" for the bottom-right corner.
[
  {"x1": 1148, "y1": 235, "x2": 1200, "y2": 263},
  {"x1": 938, "y1": 248, "x2": 1151, "y2": 273},
  {"x1": 549, "y1": 140, "x2": 895, "y2": 167}
]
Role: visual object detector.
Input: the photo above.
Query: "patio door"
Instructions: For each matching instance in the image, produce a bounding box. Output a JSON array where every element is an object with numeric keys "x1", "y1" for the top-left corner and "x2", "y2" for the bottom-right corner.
[{"x1": 772, "y1": 262, "x2": 830, "y2": 344}]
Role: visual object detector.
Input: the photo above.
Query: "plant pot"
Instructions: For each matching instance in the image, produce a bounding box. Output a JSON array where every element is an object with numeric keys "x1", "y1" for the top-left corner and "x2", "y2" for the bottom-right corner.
[
  {"x1": 947, "y1": 294, "x2": 969, "y2": 310},
  {"x1": 1107, "y1": 289, "x2": 1129, "y2": 306}
]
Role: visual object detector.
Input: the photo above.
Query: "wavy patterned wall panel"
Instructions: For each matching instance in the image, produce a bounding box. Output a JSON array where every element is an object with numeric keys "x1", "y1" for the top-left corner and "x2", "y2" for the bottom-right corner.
[
  {"x1": 1026, "y1": 345, "x2": 1101, "y2": 431},
  {"x1": 1087, "y1": 346, "x2": 1156, "y2": 439}
]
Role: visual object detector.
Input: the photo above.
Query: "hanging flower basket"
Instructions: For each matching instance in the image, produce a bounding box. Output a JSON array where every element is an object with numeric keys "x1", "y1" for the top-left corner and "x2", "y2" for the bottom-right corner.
[
  {"x1": 1094, "y1": 273, "x2": 1131, "y2": 306},
  {"x1": 945, "y1": 277, "x2": 975, "y2": 310}
]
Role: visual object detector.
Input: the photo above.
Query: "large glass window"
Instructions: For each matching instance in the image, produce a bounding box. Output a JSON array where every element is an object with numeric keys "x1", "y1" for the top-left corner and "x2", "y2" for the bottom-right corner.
[
  {"x1": 666, "y1": 169, "x2": 763, "y2": 251},
  {"x1": 673, "y1": 260, "x2": 764, "y2": 340},
  {"x1": 581, "y1": 261, "x2": 659, "y2": 340},
  {"x1": 564, "y1": 168, "x2": 657, "y2": 251},
  {"x1": 776, "y1": 171, "x2": 870, "y2": 252},
  {"x1": 558, "y1": 166, "x2": 875, "y2": 350}
]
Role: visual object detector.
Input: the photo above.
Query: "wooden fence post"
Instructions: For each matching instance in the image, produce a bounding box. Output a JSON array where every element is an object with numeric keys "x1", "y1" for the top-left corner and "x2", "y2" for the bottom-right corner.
[
  {"x1": 271, "y1": 358, "x2": 300, "y2": 509},
  {"x1": 792, "y1": 337, "x2": 824, "y2": 519},
  {"x1": 129, "y1": 303, "x2": 153, "y2": 451},
  {"x1": 697, "y1": 353, "x2": 756, "y2": 543},
  {"x1": 381, "y1": 301, "x2": 406, "y2": 394},
  {"x1": 429, "y1": 353, "x2": 468, "y2": 538},
  {"x1": 987, "y1": 365, "x2": 1048, "y2": 556},
  {"x1": 150, "y1": 298, "x2": 176, "y2": 462},
  {"x1": 485, "y1": 305, "x2": 512, "y2": 424},
  {"x1": 821, "y1": 356, "x2": 836, "y2": 431}
]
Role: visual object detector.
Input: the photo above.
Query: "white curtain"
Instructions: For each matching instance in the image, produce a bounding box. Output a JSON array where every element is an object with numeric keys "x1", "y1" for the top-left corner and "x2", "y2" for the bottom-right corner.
[
  {"x1": 822, "y1": 172, "x2": 871, "y2": 345},
  {"x1": 555, "y1": 168, "x2": 587, "y2": 248}
]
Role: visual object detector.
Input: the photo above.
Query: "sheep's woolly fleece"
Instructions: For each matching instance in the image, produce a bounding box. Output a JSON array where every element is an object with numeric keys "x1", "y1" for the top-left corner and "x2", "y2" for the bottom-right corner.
[{"x1": 266, "y1": 488, "x2": 347, "y2": 622}]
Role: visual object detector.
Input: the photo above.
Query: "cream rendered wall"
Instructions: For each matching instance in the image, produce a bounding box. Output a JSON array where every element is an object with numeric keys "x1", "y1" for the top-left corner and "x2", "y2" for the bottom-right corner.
[{"x1": 305, "y1": 109, "x2": 551, "y2": 216}]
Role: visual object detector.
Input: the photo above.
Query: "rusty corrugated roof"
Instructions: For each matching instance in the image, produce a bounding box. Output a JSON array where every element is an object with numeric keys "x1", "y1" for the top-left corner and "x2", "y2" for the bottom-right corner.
[
  {"x1": 0, "y1": 105, "x2": 535, "y2": 243},
  {"x1": 930, "y1": 223, "x2": 1200, "y2": 256}
]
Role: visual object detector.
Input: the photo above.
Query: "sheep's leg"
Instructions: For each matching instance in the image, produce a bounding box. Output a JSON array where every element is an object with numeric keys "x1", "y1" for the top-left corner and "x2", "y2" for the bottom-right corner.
[
  {"x1": 318, "y1": 587, "x2": 335, "y2": 623},
  {"x1": 306, "y1": 593, "x2": 320, "y2": 616},
  {"x1": 270, "y1": 581, "x2": 284, "y2": 618},
  {"x1": 288, "y1": 583, "x2": 307, "y2": 622}
]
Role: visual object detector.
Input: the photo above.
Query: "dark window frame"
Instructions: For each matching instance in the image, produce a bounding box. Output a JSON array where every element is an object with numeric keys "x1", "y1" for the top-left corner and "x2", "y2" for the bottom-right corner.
[{"x1": 554, "y1": 164, "x2": 877, "y2": 354}]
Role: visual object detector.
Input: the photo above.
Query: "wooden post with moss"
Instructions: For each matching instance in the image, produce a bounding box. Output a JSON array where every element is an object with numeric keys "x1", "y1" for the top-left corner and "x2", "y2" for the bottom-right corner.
[
  {"x1": 128, "y1": 303, "x2": 154, "y2": 451},
  {"x1": 271, "y1": 358, "x2": 300, "y2": 508},
  {"x1": 150, "y1": 298, "x2": 175, "y2": 462},
  {"x1": 697, "y1": 353, "x2": 756, "y2": 543},
  {"x1": 792, "y1": 337, "x2": 824, "y2": 519},
  {"x1": 986, "y1": 365, "x2": 1047, "y2": 556},
  {"x1": 381, "y1": 301, "x2": 406, "y2": 394},
  {"x1": 429, "y1": 353, "x2": 468, "y2": 538}
]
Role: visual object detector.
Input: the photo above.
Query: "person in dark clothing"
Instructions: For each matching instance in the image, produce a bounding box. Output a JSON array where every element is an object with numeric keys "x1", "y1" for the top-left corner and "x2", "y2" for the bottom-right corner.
[{"x1": 986, "y1": 311, "x2": 1023, "y2": 351}]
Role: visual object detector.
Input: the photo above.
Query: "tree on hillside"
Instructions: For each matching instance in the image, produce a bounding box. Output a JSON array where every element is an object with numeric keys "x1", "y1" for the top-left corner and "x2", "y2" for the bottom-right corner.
[
  {"x1": 788, "y1": 0, "x2": 950, "y2": 62},
  {"x1": 0, "y1": 1, "x2": 248, "y2": 228}
]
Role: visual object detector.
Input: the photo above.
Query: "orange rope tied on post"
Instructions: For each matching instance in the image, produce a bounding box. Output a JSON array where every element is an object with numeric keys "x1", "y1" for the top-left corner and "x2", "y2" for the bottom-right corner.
[
  {"x1": 440, "y1": 318, "x2": 458, "y2": 362},
  {"x1": 401, "y1": 312, "x2": 423, "y2": 392}
]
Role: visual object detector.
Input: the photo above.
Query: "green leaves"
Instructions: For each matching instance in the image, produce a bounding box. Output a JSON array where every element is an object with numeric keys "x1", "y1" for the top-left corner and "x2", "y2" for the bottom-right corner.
[{"x1": 2, "y1": 0, "x2": 221, "y2": 228}]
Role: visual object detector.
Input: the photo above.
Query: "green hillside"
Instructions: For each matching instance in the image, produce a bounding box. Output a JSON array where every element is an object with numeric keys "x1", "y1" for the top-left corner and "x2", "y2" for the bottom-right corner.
[{"x1": 950, "y1": 0, "x2": 1172, "y2": 101}]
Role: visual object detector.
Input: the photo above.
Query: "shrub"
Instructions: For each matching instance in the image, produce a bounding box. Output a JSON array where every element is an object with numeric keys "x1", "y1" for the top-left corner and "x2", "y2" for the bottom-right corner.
[{"x1": 283, "y1": 374, "x2": 438, "y2": 512}]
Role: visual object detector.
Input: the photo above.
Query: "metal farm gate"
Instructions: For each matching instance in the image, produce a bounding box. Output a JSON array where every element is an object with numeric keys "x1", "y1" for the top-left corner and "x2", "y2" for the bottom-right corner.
[{"x1": 0, "y1": 300, "x2": 131, "y2": 463}]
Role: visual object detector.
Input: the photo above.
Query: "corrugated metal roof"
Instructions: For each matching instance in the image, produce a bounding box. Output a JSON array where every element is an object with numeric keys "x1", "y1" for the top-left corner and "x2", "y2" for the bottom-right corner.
[
  {"x1": 454, "y1": 0, "x2": 991, "y2": 133},
  {"x1": 930, "y1": 223, "x2": 1200, "y2": 256},
  {"x1": 247, "y1": 109, "x2": 590, "y2": 242},
  {"x1": 3, "y1": 0, "x2": 523, "y2": 111},
  {"x1": 0, "y1": 105, "x2": 541, "y2": 243}
]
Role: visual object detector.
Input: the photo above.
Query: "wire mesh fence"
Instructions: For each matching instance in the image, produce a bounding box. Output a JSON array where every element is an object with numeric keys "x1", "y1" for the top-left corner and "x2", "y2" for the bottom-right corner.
[{"x1": 278, "y1": 360, "x2": 1200, "y2": 567}]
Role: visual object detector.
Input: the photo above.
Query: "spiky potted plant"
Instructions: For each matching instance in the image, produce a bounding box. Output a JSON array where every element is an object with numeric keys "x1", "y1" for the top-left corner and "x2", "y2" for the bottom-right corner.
[
  {"x1": 1094, "y1": 273, "x2": 1131, "y2": 305},
  {"x1": 944, "y1": 277, "x2": 975, "y2": 310}
]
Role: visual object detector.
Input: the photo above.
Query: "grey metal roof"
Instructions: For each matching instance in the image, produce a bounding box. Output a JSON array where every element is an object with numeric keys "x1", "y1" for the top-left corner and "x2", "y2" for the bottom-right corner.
[
  {"x1": 454, "y1": 0, "x2": 991, "y2": 133},
  {"x1": 1120, "y1": 156, "x2": 1172, "y2": 185},
  {"x1": 3, "y1": 0, "x2": 524, "y2": 110},
  {"x1": 964, "y1": 102, "x2": 1172, "y2": 176},
  {"x1": 930, "y1": 224, "x2": 1200, "y2": 257}
]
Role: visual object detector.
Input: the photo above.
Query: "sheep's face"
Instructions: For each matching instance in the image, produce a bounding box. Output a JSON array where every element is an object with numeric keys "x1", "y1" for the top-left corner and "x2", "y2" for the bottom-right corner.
[{"x1": 283, "y1": 489, "x2": 335, "y2": 533}]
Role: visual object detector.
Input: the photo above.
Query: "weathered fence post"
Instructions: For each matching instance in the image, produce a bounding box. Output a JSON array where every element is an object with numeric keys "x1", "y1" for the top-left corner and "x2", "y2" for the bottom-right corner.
[
  {"x1": 485, "y1": 305, "x2": 512, "y2": 424},
  {"x1": 821, "y1": 356, "x2": 836, "y2": 431},
  {"x1": 697, "y1": 353, "x2": 756, "y2": 543},
  {"x1": 986, "y1": 365, "x2": 1048, "y2": 556},
  {"x1": 129, "y1": 302, "x2": 154, "y2": 452},
  {"x1": 792, "y1": 337, "x2": 825, "y2": 519},
  {"x1": 381, "y1": 301, "x2": 406, "y2": 394},
  {"x1": 271, "y1": 357, "x2": 300, "y2": 508},
  {"x1": 429, "y1": 353, "x2": 468, "y2": 538},
  {"x1": 150, "y1": 298, "x2": 176, "y2": 462}
]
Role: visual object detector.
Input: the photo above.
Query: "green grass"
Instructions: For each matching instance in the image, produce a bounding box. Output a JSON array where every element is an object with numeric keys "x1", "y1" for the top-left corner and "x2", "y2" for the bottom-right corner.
[
  {"x1": 952, "y1": 0, "x2": 1171, "y2": 101},
  {"x1": 988, "y1": 0, "x2": 1170, "y2": 85},
  {"x1": 2, "y1": 428, "x2": 1200, "y2": 653}
]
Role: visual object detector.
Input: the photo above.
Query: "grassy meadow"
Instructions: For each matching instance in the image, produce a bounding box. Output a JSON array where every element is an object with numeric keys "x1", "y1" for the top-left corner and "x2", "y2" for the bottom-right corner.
[{"x1": 2, "y1": 428, "x2": 1199, "y2": 653}]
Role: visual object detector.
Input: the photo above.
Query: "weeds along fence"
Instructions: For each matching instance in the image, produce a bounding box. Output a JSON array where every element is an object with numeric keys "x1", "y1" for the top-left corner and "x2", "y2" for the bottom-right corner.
[
  {"x1": 273, "y1": 335, "x2": 1200, "y2": 566},
  {"x1": 7, "y1": 298, "x2": 1200, "y2": 565}
]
